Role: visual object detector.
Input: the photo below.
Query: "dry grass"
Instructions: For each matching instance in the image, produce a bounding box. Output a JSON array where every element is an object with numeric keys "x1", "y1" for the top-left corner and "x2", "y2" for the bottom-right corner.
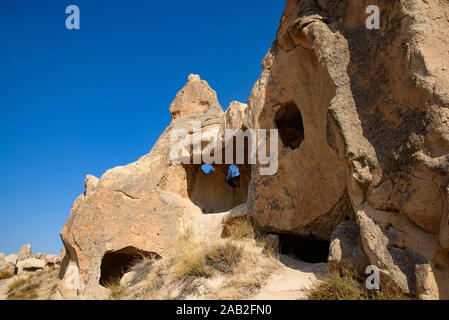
[
  {"x1": 222, "y1": 215, "x2": 275, "y2": 257},
  {"x1": 111, "y1": 226, "x2": 277, "y2": 300},
  {"x1": 126, "y1": 255, "x2": 158, "y2": 286},
  {"x1": 6, "y1": 267, "x2": 59, "y2": 300},
  {"x1": 104, "y1": 277, "x2": 124, "y2": 300},
  {"x1": 205, "y1": 242, "x2": 243, "y2": 274},
  {"x1": 222, "y1": 216, "x2": 255, "y2": 240},
  {"x1": 172, "y1": 240, "x2": 243, "y2": 280},
  {"x1": 308, "y1": 264, "x2": 412, "y2": 300},
  {"x1": 7, "y1": 277, "x2": 40, "y2": 300},
  {"x1": 0, "y1": 270, "x2": 14, "y2": 280},
  {"x1": 173, "y1": 247, "x2": 212, "y2": 280}
]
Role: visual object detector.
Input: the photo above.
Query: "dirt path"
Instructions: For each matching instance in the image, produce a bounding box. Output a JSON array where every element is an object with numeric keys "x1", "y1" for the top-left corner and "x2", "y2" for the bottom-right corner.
[
  {"x1": 185, "y1": 204, "x2": 327, "y2": 300},
  {"x1": 253, "y1": 255, "x2": 327, "y2": 300}
]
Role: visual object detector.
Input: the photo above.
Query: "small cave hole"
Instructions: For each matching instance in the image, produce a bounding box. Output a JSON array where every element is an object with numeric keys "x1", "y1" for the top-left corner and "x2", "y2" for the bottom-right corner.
[
  {"x1": 226, "y1": 165, "x2": 240, "y2": 188},
  {"x1": 274, "y1": 103, "x2": 305, "y2": 150},
  {"x1": 201, "y1": 164, "x2": 216, "y2": 174},
  {"x1": 99, "y1": 246, "x2": 159, "y2": 287},
  {"x1": 278, "y1": 234, "x2": 330, "y2": 263},
  {"x1": 185, "y1": 163, "x2": 250, "y2": 214}
]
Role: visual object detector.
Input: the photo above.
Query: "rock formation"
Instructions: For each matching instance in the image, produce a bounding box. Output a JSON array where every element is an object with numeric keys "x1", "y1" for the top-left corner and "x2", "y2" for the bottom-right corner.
[
  {"x1": 17, "y1": 244, "x2": 32, "y2": 262},
  {"x1": 58, "y1": 0, "x2": 449, "y2": 299},
  {"x1": 0, "y1": 244, "x2": 61, "y2": 276},
  {"x1": 245, "y1": 0, "x2": 449, "y2": 299},
  {"x1": 58, "y1": 74, "x2": 252, "y2": 299}
]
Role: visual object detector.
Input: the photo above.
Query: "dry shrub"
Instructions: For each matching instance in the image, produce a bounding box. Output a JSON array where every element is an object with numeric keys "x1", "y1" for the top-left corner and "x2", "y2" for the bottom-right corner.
[
  {"x1": 126, "y1": 255, "x2": 159, "y2": 287},
  {"x1": 222, "y1": 216, "x2": 278, "y2": 257},
  {"x1": 0, "y1": 270, "x2": 14, "y2": 280},
  {"x1": 222, "y1": 216, "x2": 255, "y2": 240},
  {"x1": 7, "y1": 277, "x2": 39, "y2": 300},
  {"x1": 114, "y1": 226, "x2": 276, "y2": 300},
  {"x1": 205, "y1": 242, "x2": 243, "y2": 274},
  {"x1": 174, "y1": 247, "x2": 212, "y2": 280},
  {"x1": 308, "y1": 264, "x2": 412, "y2": 300},
  {"x1": 7, "y1": 267, "x2": 59, "y2": 300},
  {"x1": 104, "y1": 277, "x2": 123, "y2": 300}
]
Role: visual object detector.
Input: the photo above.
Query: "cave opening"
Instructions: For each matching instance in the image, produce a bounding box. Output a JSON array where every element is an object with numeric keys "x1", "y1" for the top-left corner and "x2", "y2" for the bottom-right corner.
[
  {"x1": 99, "y1": 247, "x2": 159, "y2": 287},
  {"x1": 274, "y1": 102, "x2": 305, "y2": 150},
  {"x1": 185, "y1": 163, "x2": 249, "y2": 214},
  {"x1": 201, "y1": 164, "x2": 216, "y2": 174},
  {"x1": 226, "y1": 165, "x2": 240, "y2": 188},
  {"x1": 278, "y1": 234, "x2": 330, "y2": 263}
]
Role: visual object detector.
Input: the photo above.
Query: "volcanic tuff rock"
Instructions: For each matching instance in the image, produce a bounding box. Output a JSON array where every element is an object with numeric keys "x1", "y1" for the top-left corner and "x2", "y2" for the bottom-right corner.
[
  {"x1": 243, "y1": 0, "x2": 449, "y2": 299},
  {"x1": 0, "y1": 245, "x2": 62, "y2": 277},
  {"x1": 5, "y1": 254, "x2": 17, "y2": 267},
  {"x1": 59, "y1": 0, "x2": 449, "y2": 299},
  {"x1": 16, "y1": 258, "x2": 46, "y2": 274},
  {"x1": 58, "y1": 74, "x2": 251, "y2": 299},
  {"x1": 328, "y1": 221, "x2": 369, "y2": 274},
  {"x1": 17, "y1": 243, "x2": 32, "y2": 262}
]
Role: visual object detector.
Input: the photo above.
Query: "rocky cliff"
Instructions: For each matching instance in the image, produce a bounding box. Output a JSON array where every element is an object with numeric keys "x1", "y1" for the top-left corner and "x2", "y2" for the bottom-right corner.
[{"x1": 58, "y1": 0, "x2": 449, "y2": 299}]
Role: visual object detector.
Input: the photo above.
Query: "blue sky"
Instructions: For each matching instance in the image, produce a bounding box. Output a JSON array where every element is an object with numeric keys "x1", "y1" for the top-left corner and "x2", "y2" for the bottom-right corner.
[{"x1": 0, "y1": 1, "x2": 284, "y2": 254}]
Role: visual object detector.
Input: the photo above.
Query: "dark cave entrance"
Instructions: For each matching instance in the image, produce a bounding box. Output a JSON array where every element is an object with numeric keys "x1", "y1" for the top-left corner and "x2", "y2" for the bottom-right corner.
[
  {"x1": 99, "y1": 247, "x2": 159, "y2": 287},
  {"x1": 278, "y1": 234, "x2": 330, "y2": 263},
  {"x1": 185, "y1": 163, "x2": 250, "y2": 214},
  {"x1": 274, "y1": 102, "x2": 305, "y2": 150}
]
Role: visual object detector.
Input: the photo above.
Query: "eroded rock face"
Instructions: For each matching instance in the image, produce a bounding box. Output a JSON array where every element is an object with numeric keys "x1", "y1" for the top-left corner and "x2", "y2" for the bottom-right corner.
[
  {"x1": 17, "y1": 244, "x2": 32, "y2": 262},
  {"x1": 58, "y1": 75, "x2": 250, "y2": 299},
  {"x1": 328, "y1": 221, "x2": 369, "y2": 274},
  {"x1": 5, "y1": 254, "x2": 17, "y2": 267},
  {"x1": 16, "y1": 258, "x2": 45, "y2": 274},
  {"x1": 59, "y1": 1, "x2": 449, "y2": 299},
  {"x1": 245, "y1": 0, "x2": 449, "y2": 298}
]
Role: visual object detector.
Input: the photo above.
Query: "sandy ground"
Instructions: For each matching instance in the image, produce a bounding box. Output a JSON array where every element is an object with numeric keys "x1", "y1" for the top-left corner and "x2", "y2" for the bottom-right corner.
[
  {"x1": 253, "y1": 254, "x2": 326, "y2": 300},
  {"x1": 190, "y1": 209, "x2": 327, "y2": 300}
]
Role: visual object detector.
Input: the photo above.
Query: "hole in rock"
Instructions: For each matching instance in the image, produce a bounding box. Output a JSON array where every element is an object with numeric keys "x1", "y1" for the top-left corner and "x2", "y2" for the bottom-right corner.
[
  {"x1": 185, "y1": 163, "x2": 250, "y2": 214},
  {"x1": 278, "y1": 234, "x2": 330, "y2": 263},
  {"x1": 274, "y1": 102, "x2": 304, "y2": 149},
  {"x1": 201, "y1": 164, "x2": 216, "y2": 174},
  {"x1": 99, "y1": 246, "x2": 159, "y2": 287},
  {"x1": 226, "y1": 165, "x2": 240, "y2": 188}
]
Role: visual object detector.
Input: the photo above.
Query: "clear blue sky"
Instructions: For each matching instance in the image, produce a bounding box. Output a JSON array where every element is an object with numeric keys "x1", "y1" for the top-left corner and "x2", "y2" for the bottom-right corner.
[{"x1": 0, "y1": 1, "x2": 284, "y2": 255}]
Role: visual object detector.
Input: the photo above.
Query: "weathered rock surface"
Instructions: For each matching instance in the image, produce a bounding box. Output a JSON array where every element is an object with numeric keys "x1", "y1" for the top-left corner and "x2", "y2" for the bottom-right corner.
[
  {"x1": 58, "y1": 74, "x2": 251, "y2": 299},
  {"x1": 44, "y1": 255, "x2": 61, "y2": 267},
  {"x1": 17, "y1": 244, "x2": 32, "y2": 262},
  {"x1": 0, "y1": 253, "x2": 7, "y2": 273},
  {"x1": 58, "y1": 0, "x2": 449, "y2": 299},
  {"x1": 5, "y1": 254, "x2": 17, "y2": 267},
  {"x1": 328, "y1": 221, "x2": 369, "y2": 274},
  {"x1": 0, "y1": 263, "x2": 14, "y2": 275},
  {"x1": 243, "y1": 0, "x2": 449, "y2": 299},
  {"x1": 16, "y1": 258, "x2": 45, "y2": 274}
]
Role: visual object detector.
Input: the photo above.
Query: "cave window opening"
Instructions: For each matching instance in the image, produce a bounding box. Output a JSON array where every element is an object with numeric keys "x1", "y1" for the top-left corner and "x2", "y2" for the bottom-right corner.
[
  {"x1": 99, "y1": 247, "x2": 159, "y2": 287},
  {"x1": 226, "y1": 165, "x2": 240, "y2": 188},
  {"x1": 274, "y1": 102, "x2": 305, "y2": 150},
  {"x1": 201, "y1": 164, "x2": 216, "y2": 174},
  {"x1": 278, "y1": 234, "x2": 329, "y2": 263},
  {"x1": 186, "y1": 163, "x2": 249, "y2": 214}
]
